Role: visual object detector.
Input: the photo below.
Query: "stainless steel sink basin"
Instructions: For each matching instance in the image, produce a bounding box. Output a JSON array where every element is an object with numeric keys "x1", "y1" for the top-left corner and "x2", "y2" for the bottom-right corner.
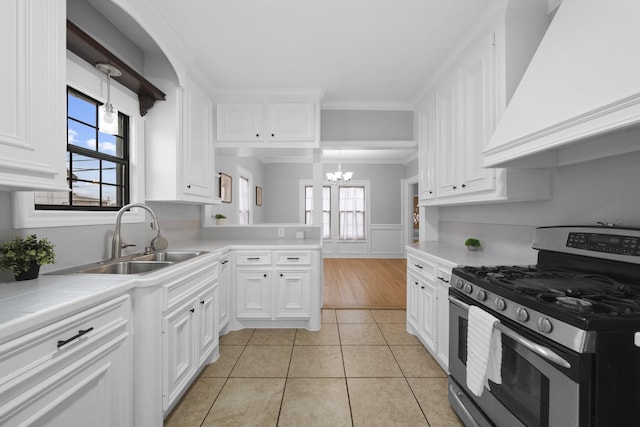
[
  {"x1": 131, "y1": 251, "x2": 206, "y2": 263},
  {"x1": 76, "y1": 261, "x2": 174, "y2": 275},
  {"x1": 50, "y1": 250, "x2": 208, "y2": 275}
]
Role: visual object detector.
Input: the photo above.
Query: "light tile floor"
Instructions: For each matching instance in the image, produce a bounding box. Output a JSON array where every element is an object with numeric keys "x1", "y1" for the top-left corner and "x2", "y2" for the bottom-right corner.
[{"x1": 164, "y1": 309, "x2": 463, "y2": 427}]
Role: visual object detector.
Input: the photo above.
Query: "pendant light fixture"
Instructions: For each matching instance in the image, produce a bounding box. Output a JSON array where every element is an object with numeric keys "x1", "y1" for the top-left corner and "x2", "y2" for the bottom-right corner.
[
  {"x1": 326, "y1": 150, "x2": 353, "y2": 184},
  {"x1": 96, "y1": 63, "x2": 122, "y2": 135}
]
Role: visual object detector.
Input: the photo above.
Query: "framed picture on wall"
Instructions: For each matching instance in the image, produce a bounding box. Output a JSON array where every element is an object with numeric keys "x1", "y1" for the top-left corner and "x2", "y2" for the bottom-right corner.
[
  {"x1": 219, "y1": 173, "x2": 232, "y2": 203},
  {"x1": 256, "y1": 186, "x2": 263, "y2": 206}
]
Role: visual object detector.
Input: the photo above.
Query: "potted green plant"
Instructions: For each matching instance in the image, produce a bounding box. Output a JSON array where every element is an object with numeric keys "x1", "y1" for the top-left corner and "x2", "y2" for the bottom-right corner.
[
  {"x1": 0, "y1": 234, "x2": 56, "y2": 281},
  {"x1": 214, "y1": 214, "x2": 227, "y2": 225},
  {"x1": 464, "y1": 238, "x2": 481, "y2": 251}
]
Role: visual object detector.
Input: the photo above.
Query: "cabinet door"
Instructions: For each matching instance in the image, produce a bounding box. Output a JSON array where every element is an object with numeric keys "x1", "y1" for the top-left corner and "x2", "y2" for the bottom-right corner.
[
  {"x1": 275, "y1": 269, "x2": 311, "y2": 319},
  {"x1": 435, "y1": 77, "x2": 459, "y2": 197},
  {"x1": 197, "y1": 285, "x2": 218, "y2": 366},
  {"x1": 162, "y1": 300, "x2": 197, "y2": 410},
  {"x1": 182, "y1": 85, "x2": 215, "y2": 199},
  {"x1": 0, "y1": 0, "x2": 67, "y2": 191},
  {"x1": 459, "y1": 35, "x2": 496, "y2": 194},
  {"x1": 216, "y1": 104, "x2": 263, "y2": 141},
  {"x1": 218, "y1": 255, "x2": 231, "y2": 331},
  {"x1": 406, "y1": 271, "x2": 421, "y2": 330},
  {"x1": 419, "y1": 279, "x2": 438, "y2": 354},
  {"x1": 418, "y1": 107, "x2": 436, "y2": 201},
  {"x1": 236, "y1": 269, "x2": 272, "y2": 319},
  {"x1": 436, "y1": 275, "x2": 450, "y2": 372},
  {"x1": 265, "y1": 103, "x2": 315, "y2": 142}
]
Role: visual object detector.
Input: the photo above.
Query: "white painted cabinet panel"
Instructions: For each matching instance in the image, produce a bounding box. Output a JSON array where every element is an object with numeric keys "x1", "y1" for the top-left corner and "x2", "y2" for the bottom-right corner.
[
  {"x1": 236, "y1": 269, "x2": 272, "y2": 319},
  {"x1": 146, "y1": 75, "x2": 217, "y2": 203},
  {"x1": 218, "y1": 253, "x2": 231, "y2": 332},
  {"x1": 0, "y1": 295, "x2": 133, "y2": 426},
  {"x1": 275, "y1": 269, "x2": 311, "y2": 319},
  {"x1": 417, "y1": 3, "x2": 551, "y2": 207},
  {"x1": 216, "y1": 102, "x2": 317, "y2": 146},
  {"x1": 216, "y1": 103, "x2": 263, "y2": 141},
  {"x1": 0, "y1": 0, "x2": 67, "y2": 191}
]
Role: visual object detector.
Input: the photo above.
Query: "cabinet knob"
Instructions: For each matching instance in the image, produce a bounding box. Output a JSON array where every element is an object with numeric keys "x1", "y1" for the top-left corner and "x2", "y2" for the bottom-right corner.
[
  {"x1": 452, "y1": 186, "x2": 457, "y2": 190},
  {"x1": 256, "y1": 133, "x2": 260, "y2": 138},
  {"x1": 264, "y1": 273, "x2": 267, "y2": 278},
  {"x1": 421, "y1": 286, "x2": 425, "y2": 290},
  {"x1": 429, "y1": 191, "x2": 433, "y2": 194},
  {"x1": 190, "y1": 308, "x2": 195, "y2": 313},
  {"x1": 280, "y1": 273, "x2": 283, "y2": 277},
  {"x1": 461, "y1": 184, "x2": 466, "y2": 188},
  {"x1": 187, "y1": 185, "x2": 191, "y2": 188},
  {"x1": 200, "y1": 300, "x2": 205, "y2": 305},
  {"x1": 271, "y1": 133, "x2": 275, "y2": 137}
]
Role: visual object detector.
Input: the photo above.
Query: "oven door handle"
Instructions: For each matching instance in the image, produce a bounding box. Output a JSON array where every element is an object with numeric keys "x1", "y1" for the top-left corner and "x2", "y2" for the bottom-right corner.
[{"x1": 449, "y1": 296, "x2": 572, "y2": 369}]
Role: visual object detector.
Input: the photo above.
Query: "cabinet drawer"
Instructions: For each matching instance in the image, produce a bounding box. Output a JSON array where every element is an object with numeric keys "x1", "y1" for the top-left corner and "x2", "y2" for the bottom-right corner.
[
  {"x1": 0, "y1": 294, "x2": 131, "y2": 400},
  {"x1": 274, "y1": 251, "x2": 310, "y2": 266},
  {"x1": 236, "y1": 251, "x2": 271, "y2": 265},
  {"x1": 164, "y1": 263, "x2": 218, "y2": 310},
  {"x1": 436, "y1": 267, "x2": 452, "y2": 285},
  {"x1": 407, "y1": 254, "x2": 436, "y2": 279}
]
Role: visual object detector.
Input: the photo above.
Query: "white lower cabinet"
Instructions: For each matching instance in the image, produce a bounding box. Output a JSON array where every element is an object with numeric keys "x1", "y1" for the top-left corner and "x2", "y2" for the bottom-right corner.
[
  {"x1": 232, "y1": 249, "x2": 318, "y2": 328},
  {"x1": 0, "y1": 295, "x2": 133, "y2": 427},
  {"x1": 406, "y1": 248, "x2": 455, "y2": 372},
  {"x1": 162, "y1": 266, "x2": 219, "y2": 412},
  {"x1": 276, "y1": 269, "x2": 311, "y2": 319},
  {"x1": 236, "y1": 269, "x2": 272, "y2": 319}
]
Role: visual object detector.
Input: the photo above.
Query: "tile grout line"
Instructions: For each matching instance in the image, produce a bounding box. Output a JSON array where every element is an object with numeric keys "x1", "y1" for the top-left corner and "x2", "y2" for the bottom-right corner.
[
  {"x1": 275, "y1": 328, "x2": 297, "y2": 426},
  {"x1": 335, "y1": 310, "x2": 356, "y2": 427}
]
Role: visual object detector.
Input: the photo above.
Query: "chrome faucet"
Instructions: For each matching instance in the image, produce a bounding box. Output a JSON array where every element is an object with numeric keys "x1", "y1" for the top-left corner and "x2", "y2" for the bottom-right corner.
[{"x1": 111, "y1": 203, "x2": 167, "y2": 259}]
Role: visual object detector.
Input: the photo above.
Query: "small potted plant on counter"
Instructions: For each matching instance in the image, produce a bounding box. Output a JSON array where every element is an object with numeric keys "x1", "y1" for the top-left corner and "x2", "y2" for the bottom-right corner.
[
  {"x1": 0, "y1": 234, "x2": 56, "y2": 281},
  {"x1": 215, "y1": 214, "x2": 227, "y2": 225},
  {"x1": 465, "y1": 238, "x2": 481, "y2": 251}
]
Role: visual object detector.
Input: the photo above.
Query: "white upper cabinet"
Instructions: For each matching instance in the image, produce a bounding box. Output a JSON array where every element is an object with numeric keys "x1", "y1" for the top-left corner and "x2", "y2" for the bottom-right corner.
[
  {"x1": 0, "y1": 0, "x2": 67, "y2": 191},
  {"x1": 416, "y1": 0, "x2": 551, "y2": 206},
  {"x1": 484, "y1": 0, "x2": 640, "y2": 168},
  {"x1": 417, "y1": 109, "x2": 436, "y2": 201},
  {"x1": 216, "y1": 104, "x2": 264, "y2": 142},
  {"x1": 146, "y1": 71, "x2": 218, "y2": 204},
  {"x1": 215, "y1": 92, "x2": 322, "y2": 147},
  {"x1": 265, "y1": 103, "x2": 315, "y2": 141}
]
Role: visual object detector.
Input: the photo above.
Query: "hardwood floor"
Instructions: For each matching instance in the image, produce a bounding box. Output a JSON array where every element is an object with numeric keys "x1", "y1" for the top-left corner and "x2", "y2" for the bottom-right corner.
[{"x1": 323, "y1": 258, "x2": 407, "y2": 309}]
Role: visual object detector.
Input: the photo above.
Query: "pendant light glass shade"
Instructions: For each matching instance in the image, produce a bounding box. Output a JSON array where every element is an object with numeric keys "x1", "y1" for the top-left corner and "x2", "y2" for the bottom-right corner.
[
  {"x1": 95, "y1": 63, "x2": 122, "y2": 135},
  {"x1": 326, "y1": 151, "x2": 353, "y2": 184}
]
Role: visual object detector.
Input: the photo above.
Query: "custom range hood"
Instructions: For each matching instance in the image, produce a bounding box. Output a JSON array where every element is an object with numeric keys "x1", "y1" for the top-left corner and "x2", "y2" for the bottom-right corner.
[{"x1": 483, "y1": 0, "x2": 640, "y2": 168}]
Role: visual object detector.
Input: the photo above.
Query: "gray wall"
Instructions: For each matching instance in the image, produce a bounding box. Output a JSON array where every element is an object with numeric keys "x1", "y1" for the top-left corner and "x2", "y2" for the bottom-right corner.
[
  {"x1": 263, "y1": 162, "x2": 406, "y2": 225},
  {"x1": 215, "y1": 156, "x2": 265, "y2": 224},
  {"x1": 321, "y1": 110, "x2": 413, "y2": 141}
]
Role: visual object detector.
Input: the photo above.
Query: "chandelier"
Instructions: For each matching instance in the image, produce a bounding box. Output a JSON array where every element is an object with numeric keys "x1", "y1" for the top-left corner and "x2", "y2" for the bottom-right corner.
[{"x1": 326, "y1": 151, "x2": 353, "y2": 184}]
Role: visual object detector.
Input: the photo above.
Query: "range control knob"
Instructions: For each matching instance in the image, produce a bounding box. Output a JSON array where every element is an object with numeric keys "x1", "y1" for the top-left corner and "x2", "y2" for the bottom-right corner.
[
  {"x1": 475, "y1": 290, "x2": 487, "y2": 301},
  {"x1": 537, "y1": 318, "x2": 553, "y2": 333},
  {"x1": 495, "y1": 298, "x2": 506, "y2": 311},
  {"x1": 515, "y1": 307, "x2": 529, "y2": 322},
  {"x1": 456, "y1": 279, "x2": 464, "y2": 289},
  {"x1": 463, "y1": 283, "x2": 473, "y2": 294}
]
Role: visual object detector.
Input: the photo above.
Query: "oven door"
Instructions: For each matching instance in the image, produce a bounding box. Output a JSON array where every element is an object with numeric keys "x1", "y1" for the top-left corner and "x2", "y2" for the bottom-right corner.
[{"x1": 448, "y1": 294, "x2": 583, "y2": 427}]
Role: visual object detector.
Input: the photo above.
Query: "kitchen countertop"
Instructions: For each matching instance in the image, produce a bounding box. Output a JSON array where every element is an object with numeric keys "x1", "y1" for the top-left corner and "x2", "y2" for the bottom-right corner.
[
  {"x1": 0, "y1": 238, "x2": 322, "y2": 344},
  {"x1": 407, "y1": 240, "x2": 538, "y2": 267}
]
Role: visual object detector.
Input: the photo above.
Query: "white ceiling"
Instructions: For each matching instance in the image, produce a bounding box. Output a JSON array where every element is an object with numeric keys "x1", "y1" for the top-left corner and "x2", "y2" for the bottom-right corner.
[{"x1": 89, "y1": 0, "x2": 499, "y2": 162}]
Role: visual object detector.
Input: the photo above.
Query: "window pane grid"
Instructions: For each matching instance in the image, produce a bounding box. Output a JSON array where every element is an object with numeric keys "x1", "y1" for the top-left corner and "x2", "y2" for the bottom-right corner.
[
  {"x1": 339, "y1": 186, "x2": 366, "y2": 240},
  {"x1": 35, "y1": 87, "x2": 130, "y2": 211},
  {"x1": 305, "y1": 186, "x2": 331, "y2": 239}
]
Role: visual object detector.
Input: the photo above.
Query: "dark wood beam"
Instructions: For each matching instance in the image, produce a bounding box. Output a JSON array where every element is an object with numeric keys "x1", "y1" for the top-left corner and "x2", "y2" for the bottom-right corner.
[{"x1": 66, "y1": 20, "x2": 166, "y2": 116}]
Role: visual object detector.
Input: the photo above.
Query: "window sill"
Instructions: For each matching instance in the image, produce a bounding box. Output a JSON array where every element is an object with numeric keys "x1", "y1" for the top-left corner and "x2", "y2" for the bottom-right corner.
[{"x1": 12, "y1": 192, "x2": 145, "y2": 228}]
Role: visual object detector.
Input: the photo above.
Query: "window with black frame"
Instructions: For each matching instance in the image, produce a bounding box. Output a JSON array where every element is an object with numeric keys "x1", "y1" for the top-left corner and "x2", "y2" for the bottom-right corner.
[{"x1": 35, "y1": 87, "x2": 130, "y2": 210}]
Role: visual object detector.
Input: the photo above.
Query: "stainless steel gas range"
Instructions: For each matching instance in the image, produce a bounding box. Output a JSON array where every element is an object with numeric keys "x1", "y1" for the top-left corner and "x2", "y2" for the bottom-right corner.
[{"x1": 448, "y1": 226, "x2": 640, "y2": 426}]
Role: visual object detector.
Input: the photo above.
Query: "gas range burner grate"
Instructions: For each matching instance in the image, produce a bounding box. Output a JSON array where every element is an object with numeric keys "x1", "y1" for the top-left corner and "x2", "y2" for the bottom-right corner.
[{"x1": 536, "y1": 291, "x2": 640, "y2": 315}]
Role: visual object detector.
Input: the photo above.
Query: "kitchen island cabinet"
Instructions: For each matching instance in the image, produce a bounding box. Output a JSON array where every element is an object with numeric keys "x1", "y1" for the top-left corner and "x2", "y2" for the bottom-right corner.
[{"x1": 0, "y1": 0, "x2": 67, "y2": 192}]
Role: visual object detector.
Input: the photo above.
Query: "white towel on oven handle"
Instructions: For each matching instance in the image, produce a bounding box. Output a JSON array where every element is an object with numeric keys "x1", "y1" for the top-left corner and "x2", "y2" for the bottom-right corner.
[{"x1": 466, "y1": 305, "x2": 502, "y2": 397}]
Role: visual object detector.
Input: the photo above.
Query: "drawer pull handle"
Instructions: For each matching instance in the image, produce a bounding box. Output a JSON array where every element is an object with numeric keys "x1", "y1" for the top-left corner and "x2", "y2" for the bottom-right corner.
[
  {"x1": 286, "y1": 257, "x2": 300, "y2": 260},
  {"x1": 247, "y1": 257, "x2": 261, "y2": 261},
  {"x1": 437, "y1": 276, "x2": 450, "y2": 283},
  {"x1": 57, "y1": 327, "x2": 94, "y2": 348},
  {"x1": 414, "y1": 264, "x2": 423, "y2": 269},
  {"x1": 190, "y1": 308, "x2": 195, "y2": 313},
  {"x1": 200, "y1": 300, "x2": 206, "y2": 305},
  {"x1": 221, "y1": 260, "x2": 229, "y2": 265}
]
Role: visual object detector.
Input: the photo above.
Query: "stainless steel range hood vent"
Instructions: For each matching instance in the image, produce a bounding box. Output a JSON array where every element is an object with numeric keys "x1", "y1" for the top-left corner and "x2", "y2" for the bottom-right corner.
[{"x1": 483, "y1": 0, "x2": 640, "y2": 168}]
